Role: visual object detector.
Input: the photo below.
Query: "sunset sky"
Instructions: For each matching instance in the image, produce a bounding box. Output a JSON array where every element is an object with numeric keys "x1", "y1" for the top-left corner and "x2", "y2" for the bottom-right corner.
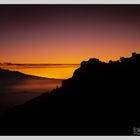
[{"x1": 0, "y1": 5, "x2": 140, "y2": 64}]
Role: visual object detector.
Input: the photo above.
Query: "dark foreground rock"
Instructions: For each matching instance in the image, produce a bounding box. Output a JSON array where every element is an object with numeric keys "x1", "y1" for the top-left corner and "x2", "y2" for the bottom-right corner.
[{"x1": 0, "y1": 53, "x2": 140, "y2": 135}]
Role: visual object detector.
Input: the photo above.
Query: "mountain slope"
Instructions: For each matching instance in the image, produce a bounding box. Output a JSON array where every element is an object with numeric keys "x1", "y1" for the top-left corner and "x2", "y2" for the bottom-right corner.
[
  {"x1": 0, "y1": 68, "x2": 50, "y2": 81},
  {"x1": 0, "y1": 68, "x2": 62, "y2": 112},
  {"x1": 0, "y1": 53, "x2": 140, "y2": 135}
]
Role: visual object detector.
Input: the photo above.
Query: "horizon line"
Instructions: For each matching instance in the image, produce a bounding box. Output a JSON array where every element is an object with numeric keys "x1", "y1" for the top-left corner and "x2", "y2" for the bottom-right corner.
[{"x1": 0, "y1": 63, "x2": 80, "y2": 65}]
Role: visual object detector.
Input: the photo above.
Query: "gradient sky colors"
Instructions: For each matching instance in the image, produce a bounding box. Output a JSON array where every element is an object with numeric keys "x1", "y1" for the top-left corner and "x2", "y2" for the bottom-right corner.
[
  {"x1": 0, "y1": 5, "x2": 140, "y2": 64},
  {"x1": 0, "y1": 64, "x2": 80, "y2": 79}
]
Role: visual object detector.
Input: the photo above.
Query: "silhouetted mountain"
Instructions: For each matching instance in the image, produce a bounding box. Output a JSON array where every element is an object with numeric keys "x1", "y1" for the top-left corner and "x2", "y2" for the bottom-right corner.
[
  {"x1": 0, "y1": 69, "x2": 42, "y2": 88},
  {"x1": 0, "y1": 53, "x2": 140, "y2": 135},
  {"x1": 0, "y1": 68, "x2": 48, "y2": 81},
  {"x1": 0, "y1": 68, "x2": 62, "y2": 112}
]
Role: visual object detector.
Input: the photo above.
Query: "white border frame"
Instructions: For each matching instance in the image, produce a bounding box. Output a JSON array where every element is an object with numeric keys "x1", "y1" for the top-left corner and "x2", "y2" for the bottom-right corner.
[
  {"x1": 0, "y1": 0, "x2": 140, "y2": 4},
  {"x1": 0, "y1": 0, "x2": 139, "y2": 139}
]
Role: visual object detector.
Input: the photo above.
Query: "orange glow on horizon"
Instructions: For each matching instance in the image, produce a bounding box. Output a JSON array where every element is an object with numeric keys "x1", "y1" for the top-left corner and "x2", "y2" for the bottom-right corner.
[
  {"x1": 0, "y1": 65, "x2": 80, "y2": 79},
  {"x1": 1, "y1": 38, "x2": 140, "y2": 64},
  {"x1": 1, "y1": 5, "x2": 140, "y2": 75}
]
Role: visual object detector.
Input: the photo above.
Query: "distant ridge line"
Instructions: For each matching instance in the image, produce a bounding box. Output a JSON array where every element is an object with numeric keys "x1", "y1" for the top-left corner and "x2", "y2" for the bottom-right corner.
[{"x1": 1, "y1": 63, "x2": 80, "y2": 65}]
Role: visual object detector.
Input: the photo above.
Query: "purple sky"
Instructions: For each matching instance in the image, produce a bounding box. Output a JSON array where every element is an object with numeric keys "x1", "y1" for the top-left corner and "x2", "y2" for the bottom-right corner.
[{"x1": 0, "y1": 5, "x2": 140, "y2": 63}]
